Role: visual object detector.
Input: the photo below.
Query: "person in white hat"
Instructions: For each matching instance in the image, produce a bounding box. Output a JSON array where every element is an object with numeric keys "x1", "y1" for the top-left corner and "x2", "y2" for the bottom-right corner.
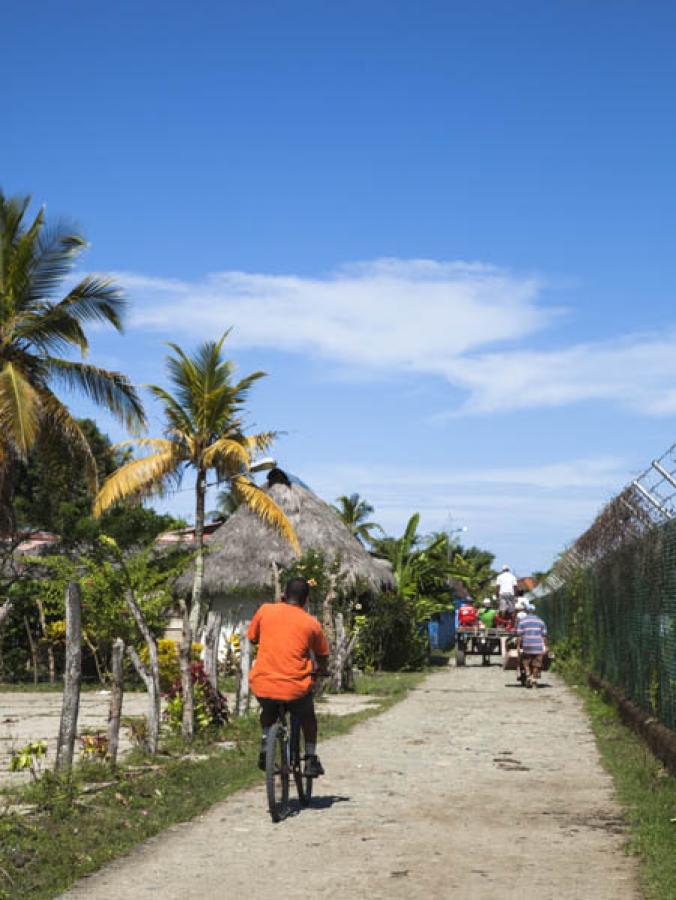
[{"x1": 495, "y1": 564, "x2": 518, "y2": 617}]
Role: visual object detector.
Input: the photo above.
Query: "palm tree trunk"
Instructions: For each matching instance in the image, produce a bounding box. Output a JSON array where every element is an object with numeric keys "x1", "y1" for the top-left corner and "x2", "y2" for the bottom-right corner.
[
  {"x1": 181, "y1": 466, "x2": 207, "y2": 740},
  {"x1": 178, "y1": 596, "x2": 194, "y2": 740},
  {"x1": 189, "y1": 467, "x2": 208, "y2": 634}
]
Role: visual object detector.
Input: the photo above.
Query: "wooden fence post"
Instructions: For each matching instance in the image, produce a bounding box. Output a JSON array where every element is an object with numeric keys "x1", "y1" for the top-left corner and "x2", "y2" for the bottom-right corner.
[
  {"x1": 236, "y1": 632, "x2": 251, "y2": 715},
  {"x1": 55, "y1": 582, "x2": 82, "y2": 774},
  {"x1": 204, "y1": 610, "x2": 223, "y2": 694},
  {"x1": 108, "y1": 638, "x2": 125, "y2": 767}
]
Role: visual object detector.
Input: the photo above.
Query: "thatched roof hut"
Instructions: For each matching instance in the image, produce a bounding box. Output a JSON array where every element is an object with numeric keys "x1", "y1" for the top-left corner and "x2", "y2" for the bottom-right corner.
[{"x1": 175, "y1": 471, "x2": 394, "y2": 617}]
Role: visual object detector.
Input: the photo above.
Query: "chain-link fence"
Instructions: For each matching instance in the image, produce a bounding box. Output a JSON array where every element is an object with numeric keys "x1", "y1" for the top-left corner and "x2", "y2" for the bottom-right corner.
[{"x1": 539, "y1": 517, "x2": 676, "y2": 732}]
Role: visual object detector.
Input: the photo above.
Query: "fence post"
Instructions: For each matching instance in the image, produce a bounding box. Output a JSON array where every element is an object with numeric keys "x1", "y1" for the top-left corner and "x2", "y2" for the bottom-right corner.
[
  {"x1": 108, "y1": 638, "x2": 125, "y2": 767},
  {"x1": 236, "y1": 632, "x2": 251, "y2": 715},
  {"x1": 204, "y1": 610, "x2": 223, "y2": 694},
  {"x1": 55, "y1": 582, "x2": 82, "y2": 773}
]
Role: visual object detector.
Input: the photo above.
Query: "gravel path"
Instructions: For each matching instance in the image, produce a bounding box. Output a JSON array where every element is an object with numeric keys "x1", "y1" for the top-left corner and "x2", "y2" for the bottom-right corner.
[{"x1": 63, "y1": 663, "x2": 638, "y2": 900}]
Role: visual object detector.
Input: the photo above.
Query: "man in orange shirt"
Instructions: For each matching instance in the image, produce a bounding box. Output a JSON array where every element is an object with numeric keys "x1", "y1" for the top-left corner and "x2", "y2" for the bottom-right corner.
[{"x1": 248, "y1": 577, "x2": 330, "y2": 778}]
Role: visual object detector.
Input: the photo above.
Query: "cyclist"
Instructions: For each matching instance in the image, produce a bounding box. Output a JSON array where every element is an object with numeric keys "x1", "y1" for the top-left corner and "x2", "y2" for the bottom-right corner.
[{"x1": 247, "y1": 577, "x2": 330, "y2": 778}]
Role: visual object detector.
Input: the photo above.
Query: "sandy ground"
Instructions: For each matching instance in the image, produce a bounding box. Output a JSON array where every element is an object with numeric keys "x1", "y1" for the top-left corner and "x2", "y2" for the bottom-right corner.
[
  {"x1": 62, "y1": 662, "x2": 638, "y2": 900},
  {"x1": 0, "y1": 690, "x2": 378, "y2": 787}
]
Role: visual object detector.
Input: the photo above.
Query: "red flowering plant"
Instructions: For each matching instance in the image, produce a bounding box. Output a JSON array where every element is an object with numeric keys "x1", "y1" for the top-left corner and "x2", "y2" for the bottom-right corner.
[{"x1": 164, "y1": 661, "x2": 228, "y2": 734}]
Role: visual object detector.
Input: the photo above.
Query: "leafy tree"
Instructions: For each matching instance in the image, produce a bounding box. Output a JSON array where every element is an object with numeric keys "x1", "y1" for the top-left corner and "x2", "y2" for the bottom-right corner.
[
  {"x1": 93, "y1": 332, "x2": 299, "y2": 738},
  {"x1": 331, "y1": 493, "x2": 382, "y2": 545},
  {"x1": 13, "y1": 418, "x2": 184, "y2": 548}
]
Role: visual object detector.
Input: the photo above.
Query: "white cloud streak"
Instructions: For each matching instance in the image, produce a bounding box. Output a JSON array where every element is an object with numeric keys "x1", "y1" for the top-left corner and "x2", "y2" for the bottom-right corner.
[{"x1": 120, "y1": 258, "x2": 676, "y2": 417}]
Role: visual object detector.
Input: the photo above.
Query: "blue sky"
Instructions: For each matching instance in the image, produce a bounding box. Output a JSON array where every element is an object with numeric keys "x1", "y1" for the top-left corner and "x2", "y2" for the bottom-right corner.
[{"x1": 3, "y1": 1, "x2": 676, "y2": 573}]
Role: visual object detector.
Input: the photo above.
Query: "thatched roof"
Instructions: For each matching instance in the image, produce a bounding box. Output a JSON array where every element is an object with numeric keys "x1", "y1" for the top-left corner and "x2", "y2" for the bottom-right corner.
[{"x1": 175, "y1": 476, "x2": 394, "y2": 599}]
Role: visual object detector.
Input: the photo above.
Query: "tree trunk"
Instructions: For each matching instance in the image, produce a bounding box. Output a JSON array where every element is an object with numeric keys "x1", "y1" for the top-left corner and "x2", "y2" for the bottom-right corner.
[
  {"x1": 178, "y1": 596, "x2": 195, "y2": 740},
  {"x1": 84, "y1": 632, "x2": 106, "y2": 685},
  {"x1": 123, "y1": 589, "x2": 161, "y2": 755},
  {"x1": 0, "y1": 597, "x2": 13, "y2": 630},
  {"x1": 126, "y1": 645, "x2": 160, "y2": 755},
  {"x1": 24, "y1": 616, "x2": 39, "y2": 686},
  {"x1": 107, "y1": 638, "x2": 125, "y2": 767},
  {"x1": 55, "y1": 582, "x2": 82, "y2": 774},
  {"x1": 35, "y1": 595, "x2": 56, "y2": 685},
  {"x1": 236, "y1": 631, "x2": 251, "y2": 716},
  {"x1": 331, "y1": 612, "x2": 346, "y2": 692},
  {"x1": 322, "y1": 575, "x2": 337, "y2": 648},
  {"x1": 203, "y1": 609, "x2": 223, "y2": 694},
  {"x1": 271, "y1": 561, "x2": 281, "y2": 601},
  {"x1": 189, "y1": 467, "x2": 207, "y2": 634}
]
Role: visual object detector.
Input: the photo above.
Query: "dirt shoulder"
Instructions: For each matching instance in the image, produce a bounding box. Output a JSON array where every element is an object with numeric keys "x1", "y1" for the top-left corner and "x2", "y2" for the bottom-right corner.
[{"x1": 62, "y1": 663, "x2": 638, "y2": 900}]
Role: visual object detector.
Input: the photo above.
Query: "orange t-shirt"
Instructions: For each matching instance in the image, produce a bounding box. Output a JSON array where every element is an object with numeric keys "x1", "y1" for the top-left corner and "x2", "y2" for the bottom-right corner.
[{"x1": 247, "y1": 602, "x2": 330, "y2": 701}]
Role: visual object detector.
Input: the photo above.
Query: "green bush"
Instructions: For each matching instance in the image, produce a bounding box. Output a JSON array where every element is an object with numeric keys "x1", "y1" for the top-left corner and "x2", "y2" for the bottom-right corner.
[
  {"x1": 140, "y1": 640, "x2": 202, "y2": 691},
  {"x1": 354, "y1": 593, "x2": 427, "y2": 672}
]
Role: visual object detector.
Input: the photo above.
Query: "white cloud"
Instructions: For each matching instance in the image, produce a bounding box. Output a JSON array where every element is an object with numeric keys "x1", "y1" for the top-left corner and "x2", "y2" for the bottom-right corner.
[
  {"x1": 120, "y1": 258, "x2": 676, "y2": 417},
  {"x1": 445, "y1": 332, "x2": 676, "y2": 415},
  {"x1": 121, "y1": 258, "x2": 549, "y2": 372}
]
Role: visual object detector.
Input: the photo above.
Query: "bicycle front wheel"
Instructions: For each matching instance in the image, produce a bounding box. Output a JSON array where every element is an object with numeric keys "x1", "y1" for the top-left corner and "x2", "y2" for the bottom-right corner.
[
  {"x1": 291, "y1": 716, "x2": 313, "y2": 808},
  {"x1": 266, "y1": 722, "x2": 290, "y2": 823}
]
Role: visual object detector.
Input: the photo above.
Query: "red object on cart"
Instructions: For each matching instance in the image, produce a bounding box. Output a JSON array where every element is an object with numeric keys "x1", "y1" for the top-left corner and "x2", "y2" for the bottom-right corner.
[{"x1": 458, "y1": 604, "x2": 478, "y2": 626}]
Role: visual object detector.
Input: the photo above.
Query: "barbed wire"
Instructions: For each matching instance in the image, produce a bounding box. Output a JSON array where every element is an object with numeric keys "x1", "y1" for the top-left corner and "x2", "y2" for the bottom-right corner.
[{"x1": 542, "y1": 441, "x2": 676, "y2": 589}]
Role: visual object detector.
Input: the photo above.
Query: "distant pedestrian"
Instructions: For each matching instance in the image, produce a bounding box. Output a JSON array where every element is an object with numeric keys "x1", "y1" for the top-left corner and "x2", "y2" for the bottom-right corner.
[
  {"x1": 495, "y1": 565, "x2": 518, "y2": 617},
  {"x1": 516, "y1": 608, "x2": 548, "y2": 689}
]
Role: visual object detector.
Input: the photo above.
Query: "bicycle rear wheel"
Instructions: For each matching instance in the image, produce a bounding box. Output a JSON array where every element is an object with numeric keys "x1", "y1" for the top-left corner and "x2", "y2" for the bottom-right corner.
[
  {"x1": 266, "y1": 722, "x2": 290, "y2": 822},
  {"x1": 291, "y1": 716, "x2": 313, "y2": 807}
]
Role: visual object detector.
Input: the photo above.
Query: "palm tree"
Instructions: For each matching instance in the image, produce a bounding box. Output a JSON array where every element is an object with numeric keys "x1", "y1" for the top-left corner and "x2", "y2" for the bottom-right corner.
[
  {"x1": 0, "y1": 191, "x2": 145, "y2": 500},
  {"x1": 331, "y1": 493, "x2": 382, "y2": 545},
  {"x1": 93, "y1": 333, "x2": 299, "y2": 737},
  {"x1": 0, "y1": 191, "x2": 145, "y2": 625},
  {"x1": 207, "y1": 486, "x2": 241, "y2": 522}
]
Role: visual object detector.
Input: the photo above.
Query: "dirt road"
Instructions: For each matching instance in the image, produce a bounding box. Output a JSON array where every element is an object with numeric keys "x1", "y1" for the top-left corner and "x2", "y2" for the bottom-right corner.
[{"x1": 63, "y1": 663, "x2": 638, "y2": 900}]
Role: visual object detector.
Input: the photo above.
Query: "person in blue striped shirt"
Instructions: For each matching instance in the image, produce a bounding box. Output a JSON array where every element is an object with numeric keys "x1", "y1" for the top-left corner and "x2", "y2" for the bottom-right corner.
[{"x1": 516, "y1": 609, "x2": 548, "y2": 688}]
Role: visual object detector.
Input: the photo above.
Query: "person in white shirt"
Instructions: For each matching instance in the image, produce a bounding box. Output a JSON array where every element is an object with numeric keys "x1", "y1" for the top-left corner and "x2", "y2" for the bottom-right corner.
[{"x1": 495, "y1": 565, "x2": 518, "y2": 615}]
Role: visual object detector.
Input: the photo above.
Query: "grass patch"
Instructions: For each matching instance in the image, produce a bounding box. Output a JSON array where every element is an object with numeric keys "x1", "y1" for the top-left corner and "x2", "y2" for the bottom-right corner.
[
  {"x1": 0, "y1": 670, "x2": 423, "y2": 899},
  {"x1": 559, "y1": 660, "x2": 676, "y2": 900}
]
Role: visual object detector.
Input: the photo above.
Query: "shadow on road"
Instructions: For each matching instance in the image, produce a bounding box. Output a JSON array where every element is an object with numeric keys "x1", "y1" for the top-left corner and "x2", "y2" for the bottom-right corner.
[
  {"x1": 503, "y1": 682, "x2": 553, "y2": 689},
  {"x1": 309, "y1": 794, "x2": 351, "y2": 810}
]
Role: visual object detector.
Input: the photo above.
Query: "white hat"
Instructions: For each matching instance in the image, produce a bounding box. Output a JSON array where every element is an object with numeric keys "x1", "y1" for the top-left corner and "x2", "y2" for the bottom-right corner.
[
  {"x1": 515, "y1": 599, "x2": 525, "y2": 610},
  {"x1": 501, "y1": 564, "x2": 510, "y2": 571},
  {"x1": 482, "y1": 598, "x2": 491, "y2": 607}
]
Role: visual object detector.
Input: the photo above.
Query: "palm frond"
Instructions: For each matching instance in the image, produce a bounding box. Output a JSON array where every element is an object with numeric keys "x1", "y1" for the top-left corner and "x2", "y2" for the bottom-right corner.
[
  {"x1": 46, "y1": 358, "x2": 146, "y2": 431},
  {"x1": 49, "y1": 275, "x2": 125, "y2": 330},
  {"x1": 93, "y1": 448, "x2": 180, "y2": 517},
  {"x1": 232, "y1": 475, "x2": 300, "y2": 556},
  {"x1": 246, "y1": 431, "x2": 277, "y2": 454},
  {"x1": 202, "y1": 437, "x2": 250, "y2": 471},
  {"x1": 0, "y1": 362, "x2": 41, "y2": 458},
  {"x1": 148, "y1": 385, "x2": 194, "y2": 437},
  {"x1": 38, "y1": 389, "x2": 98, "y2": 489},
  {"x1": 15, "y1": 306, "x2": 88, "y2": 354}
]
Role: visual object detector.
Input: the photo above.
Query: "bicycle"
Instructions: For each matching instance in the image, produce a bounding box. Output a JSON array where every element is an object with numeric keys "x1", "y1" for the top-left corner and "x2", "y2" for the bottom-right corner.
[{"x1": 265, "y1": 702, "x2": 313, "y2": 822}]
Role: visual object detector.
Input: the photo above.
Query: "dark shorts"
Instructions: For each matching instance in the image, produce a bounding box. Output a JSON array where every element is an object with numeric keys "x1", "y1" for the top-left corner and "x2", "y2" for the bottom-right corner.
[{"x1": 256, "y1": 691, "x2": 315, "y2": 721}]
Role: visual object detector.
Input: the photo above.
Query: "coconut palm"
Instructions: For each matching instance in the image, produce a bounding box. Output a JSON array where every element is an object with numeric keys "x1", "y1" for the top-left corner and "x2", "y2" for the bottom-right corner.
[
  {"x1": 93, "y1": 333, "x2": 300, "y2": 737},
  {"x1": 0, "y1": 191, "x2": 145, "y2": 626},
  {"x1": 331, "y1": 493, "x2": 382, "y2": 545}
]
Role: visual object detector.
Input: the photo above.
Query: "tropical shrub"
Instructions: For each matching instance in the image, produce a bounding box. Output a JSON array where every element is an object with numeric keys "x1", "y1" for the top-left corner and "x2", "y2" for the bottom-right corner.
[
  {"x1": 140, "y1": 639, "x2": 203, "y2": 691},
  {"x1": 354, "y1": 593, "x2": 427, "y2": 672},
  {"x1": 164, "y1": 661, "x2": 228, "y2": 734}
]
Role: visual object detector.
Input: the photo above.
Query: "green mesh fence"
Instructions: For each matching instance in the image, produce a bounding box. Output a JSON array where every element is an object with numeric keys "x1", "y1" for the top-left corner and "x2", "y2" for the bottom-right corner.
[{"x1": 539, "y1": 519, "x2": 676, "y2": 732}]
